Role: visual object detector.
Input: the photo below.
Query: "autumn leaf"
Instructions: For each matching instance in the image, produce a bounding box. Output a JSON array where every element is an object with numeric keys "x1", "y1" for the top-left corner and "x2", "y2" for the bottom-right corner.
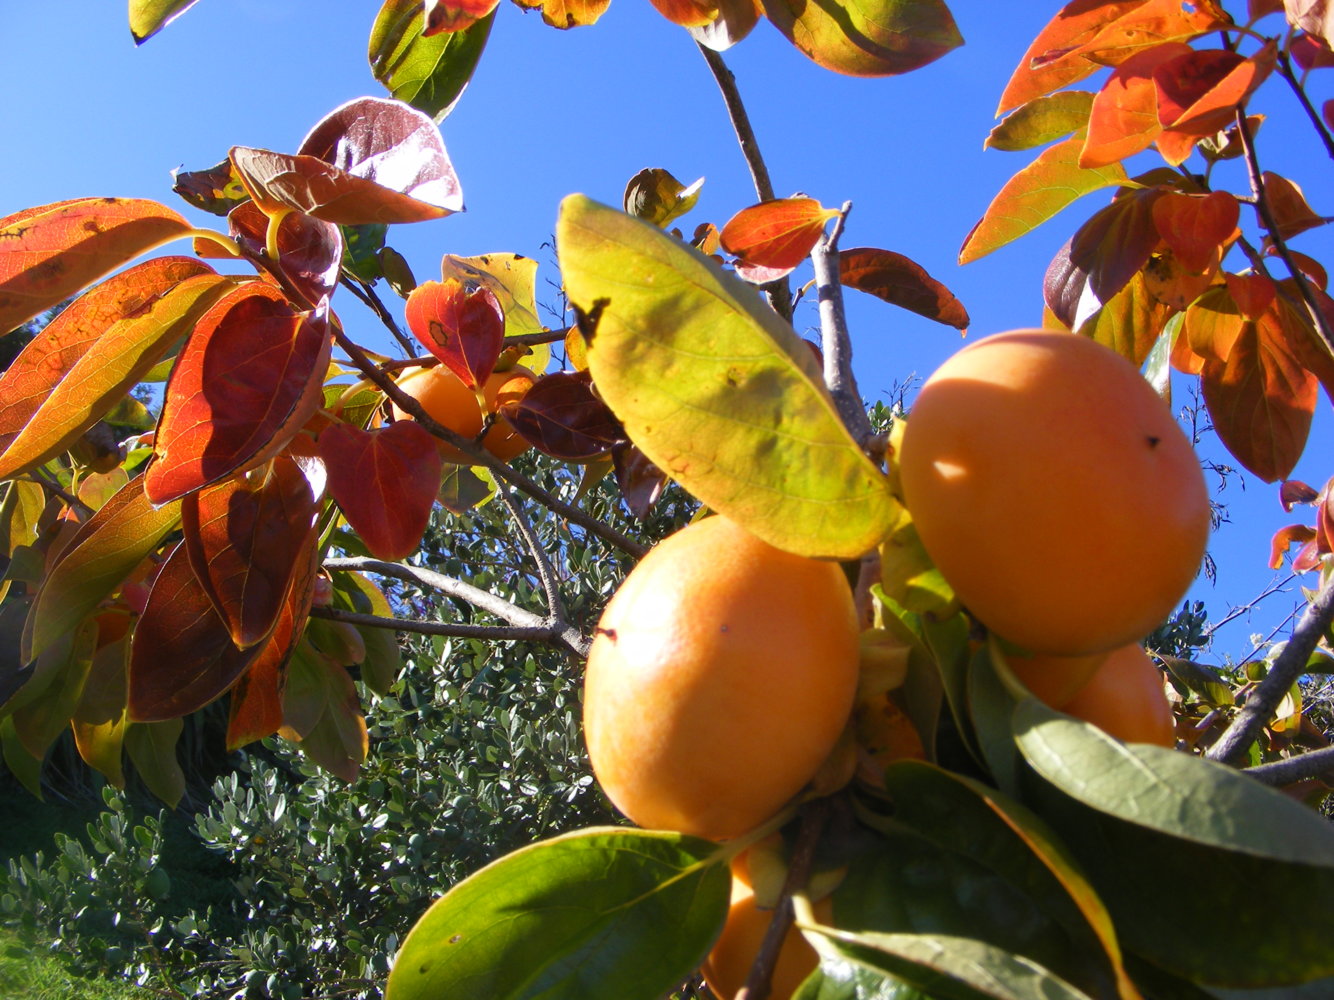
[
  {"x1": 128, "y1": 0, "x2": 200, "y2": 43},
  {"x1": 511, "y1": 0, "x2": 611, "y2": 28},
  {"x1": 1069, "y1": 188, "x2": 1164, "y2": 303},
  {"x1": 405, "y1": 279, "x2": 505, "y2": 389},
  {"x1": 1151, "y1": 191, "x2": 1239, "y2": 273},
  {"x1": 648, "y1": 0, "x2": 719, "y2": 27},
  {"x1": 1081, "y1": 43, "x2": 1190, "y2": 167},
  {"x1": 761, "y1": 0, "x2": 962, "y2": 77},
  {"x1": 423, "y1": 0, "x2": 500, "y2": 34},
  {"x1": 987, "y1": 92, "x2": 1095, "y2": 152},
  {"x1": 838, "y1": 248, "x2": 970, "y2": 330}
]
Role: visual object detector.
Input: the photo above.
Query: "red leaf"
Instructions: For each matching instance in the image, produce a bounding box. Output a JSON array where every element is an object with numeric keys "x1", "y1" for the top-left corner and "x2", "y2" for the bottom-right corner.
[
  {"x1": 1291, "y1": 32, "x2": 1334, "y2": 69},
  {"x1": 225, "y1": 201, "x2": 342, "y2": 308},
  {"x1": 1152, "y1": 191, "x2": 1240, "y2": 272},
  {"x1": 838, "y1": 247, "x2": 970, "y2": 330},
  {"x1": 1081, "y1": 43, "x2": 1190, "y2": 167},
  {"x1": 145, "y1": 285, "x2": 332, "y2": 505},
  {"x1": 1271, "y1": 524, "x2": 1317, "y2": 568},
  {"x1": 318, "y1": 421, "x2": 443, "y2": 561},
  {"x1": 404, "y1": 279, "x2": 505, "y2": 389},
  {"x1": 0, "y1": 197, "x2": 191, "y2": 333},
  {"x1": 1154, "y1": 46, "x2": 1274, "y2": 136},
  {"x1": 501, "y1": 370, "x2": 625, "y2": 461},
  {"x1": 181, "y1": 455, "x2": 325, "y2": 650},
  {"x1": 720, "y1": 198, "x2": 837, "y2": 272},
  {"x1": 1281, "y1": 479, "x2": 1321, "y2": 510},
  {"x1": 423, "y1": 0, "x2": 501, "y2": 33},
  {"x1": 128, "y1": 541, "x2": 265, "y2": 722},
  {"x1": 1069, "y1": 188, "x2": 1164, "y2": 303}
]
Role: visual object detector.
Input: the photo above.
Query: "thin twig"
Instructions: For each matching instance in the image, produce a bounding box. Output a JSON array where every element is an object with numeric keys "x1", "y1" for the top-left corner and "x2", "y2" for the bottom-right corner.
[
  {"x1": 1243, "y1": 743, "x2": 1334, "y2": 786},
  {"x1": 23, "y1": 470, "x2": 92, "y2": 519},
  {"x1": 696, "y1": 41, "x2": 792, "y2": 323},
  {"x1": 1276, "y1": 50, "x2": 1334, "y2": 161},
  {"x1": 340, "y1": 275, "x2": 417, "y2": 357},
  {"x1": 1208, "y1": 573, "x2": 1334, "y2": 765},
  {"x1": 811, "y1": 203, "x2": 874, "y2": 447},
  {"x1": 327, "y1": 321, "x2": 646, "y2": 558},
  {"x1": 495, "y1": 476, "x2": 568, "y2": 624},
  {"x1": 323, "y1": 556, "x2": 590, "y2": 656}
]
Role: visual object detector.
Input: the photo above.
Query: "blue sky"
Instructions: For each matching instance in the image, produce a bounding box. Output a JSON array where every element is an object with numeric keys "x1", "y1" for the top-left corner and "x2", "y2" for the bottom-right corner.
[{"x1": 4, "y1": 1, "x2": 1333, "y2": 662}]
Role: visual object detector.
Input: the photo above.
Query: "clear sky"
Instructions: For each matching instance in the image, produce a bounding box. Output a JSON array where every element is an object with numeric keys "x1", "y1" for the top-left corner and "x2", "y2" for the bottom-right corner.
[{"x1": 4, "y1": 1, "x2": 1333, "y2": 663}]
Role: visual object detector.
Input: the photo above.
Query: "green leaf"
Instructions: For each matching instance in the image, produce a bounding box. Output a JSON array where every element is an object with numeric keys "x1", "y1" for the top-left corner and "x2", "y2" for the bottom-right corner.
[
  {"x1": 9, "y1": 619, "x2": 97, "y2": 760},
  {"x1": 803, "y1": 926, "x2": 1095, "y2": 1000},
  {"x1": 624, "y1": 168, "x2": 704, "y2": 228},
  {"x1": 558, "y1": 195, "x2": 897, "y2": 559},
  {"x1": 124, "y1": 718, "x2": 185, "y2": 807},
  {"x1": 795, "y1": 961, "x2": 930, "y2": 999},
  {"x1": 385, "y1": 827, "x2": 729, "y2": 1000},
  {"x1": 332, "y1": 572, "x2": 401, "y2": 696},
  {"x1": 369, "y1": 0, "x2": 494, "y2": 122},
  {"x1": 0, "y1": 716, "x2": 43, "y2": 799},
  {"x1": 985, "y1": 93, "x2": 1095, "y2": 152},
  {"x1": 129, "y1": 0, "x2": 201, "y2": 43},
  {"x1": 959, "y1": 136, "x2": 1129, "y2": 265},
  {"x1": 342, "y1": 224, "x2": 389, "y2": 282},
  {"x1": 762, "y1": 0, "x2": 962, "y2": 77}
]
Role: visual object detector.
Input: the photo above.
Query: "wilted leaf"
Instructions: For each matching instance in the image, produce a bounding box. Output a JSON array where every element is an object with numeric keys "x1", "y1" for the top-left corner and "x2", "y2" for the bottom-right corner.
[
  {"x1": 171, "y1": 158, "x2": 249, "y2": 216},
  {"x1": 960, "y1": 136, "x2": 1129, "y2": 265},
  {"x1": 611, "y1": 442, "x2": 667, "y2": 520},
  {"x1": 840, "y1": 248, "x2": 969, "y2": 330},
  {"x1": 987, "y1": 92, "x2": 1095, "y2": 152},
  {"x1": 558, "y1": 195, "x2": 898, "y2": 559},
  {"x1": 23, "y1": 476, "x2": 182, "y2": 663},
  {"x1": 721, "y1": 198, "x2": 837, "y2": 274},
  {"x1": 384, "y1": 828, "x2": 729, "y2": 1000},
  {"x1": 226, "y1": 201, "x2": 342, "y2": 308},
  {"x1": 318, "y1": 421, "x2": 443, "y2": 561},
  {"x1": 502, "y1": 370, "x2": 623, "y2": 461},
  {"x1": 145, "y1": 284, "x2": 332, "y2": 505},
  {"x1": 624, "y1": 168, "x2": 705, "y2": 228},
  {"x1": 371, "y1": 0, "x2": 494, "y2": 121},
  {"x1": 129, "y1": 0, "x2": 201, "y2": 42},
  {"x1": 761, "y1": 0, "x2": 962, "y2": 77},
  {"x1": 405, "y1": 279, "x2": 505, "y2": 388},
  {"x1": 0, "y1": 197, "x2": 192, "y2": 333}
]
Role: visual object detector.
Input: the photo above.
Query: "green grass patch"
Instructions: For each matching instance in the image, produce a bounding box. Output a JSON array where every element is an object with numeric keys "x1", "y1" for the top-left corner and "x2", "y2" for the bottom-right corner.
[{"x1": 0, "y1": 929, "x2": 155, "y2": 1000}]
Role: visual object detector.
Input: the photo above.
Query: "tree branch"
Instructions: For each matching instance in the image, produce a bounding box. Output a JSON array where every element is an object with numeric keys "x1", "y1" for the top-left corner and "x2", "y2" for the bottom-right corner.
[
  {"x1": 1207, "y1": 573, "x2": 1334, "y2": 765},
  {"x1": 309, "y1": 604, "x2": 582, "y2": 650},
  {"x1": 811, "y1": 203, "x2": 874, "y2": 448},
  {"x1": 322, "y1": 556, "x2": 590, "y2": 657},
  {"x1": 340, "y1": 275, "x2": 417, "y2": 357},
  {"x1": 1276, "y1": 50, "x2": 1334, "y2": 161},
  {"x1": 495, "y1": 476, "x2": 568, "y2": 624},
  {"x1": 1243, "y1": 743, "x2": 1334, "y2": 787}
]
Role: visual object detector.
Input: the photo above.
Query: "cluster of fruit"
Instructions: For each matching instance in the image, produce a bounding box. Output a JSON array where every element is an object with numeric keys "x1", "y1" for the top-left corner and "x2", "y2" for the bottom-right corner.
[{"x1": 578, "y1": 330, "x2": 1211, "y2": 998}]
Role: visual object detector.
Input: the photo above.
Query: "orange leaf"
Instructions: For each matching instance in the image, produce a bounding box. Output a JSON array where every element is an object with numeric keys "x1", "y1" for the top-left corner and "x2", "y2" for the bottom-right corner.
[
  {"x1": 1077, "y1": 0, "x2": 1228, "y2": 66},
  {"x1": 145, "y1": 285, "x2": 332, "y2": 505},
  {"x1": 181, "y1": 455, "x2": 326, "y2": 650},
  {"x1": 423, "y1": 0, "x2": 501, "y2": 33},
  {"x1": 1077, "y1": 270, "x2": 1171, "y2": 366},
  {"x1": 1264, "y1": 172, "x2": 1326, "y2": 240},
  {"x1": 0, "y1": 197, "x2": 191, "y2": 333},
  {"x1": 648, "y1": 0, "x2": 719, "y2": 27},
  {"x1": 1224, "y1": 272, "x2": 1277, "y2": 319},
  {"x1": 511, "y1": 0, "x2": 610, "y2": 28},
  {"x1": 838, "y1": 247, "x2": 970, "y2": 330},
  {"x1": 318, "y1": 421, "x2": 443, "y2": 561},
  {"x1": 1270, "y1": 524, "x2": 1317, "y2": 569},
  {"x1": 1152, "y1": 191, "x2": 1240, "y2": 272},
  {"x1": 1154, "y1": 46, "x2": 1275, "y2": 136},
  {"x1": 721, "y1": 198, "x2": 837, "y2": 273},
  {"x1": 405, "y1": 278, "x2": 505, "y2": 389},
  {"x1": 960, "y1": 136, "x2": 1129, "y2": 264},
  {"x1": 1184, "y1": 284, "x2": 1246, "y2": 362},
  {"x1": 1081, "y1": 43, "x2": 1190, "y2": 167}
]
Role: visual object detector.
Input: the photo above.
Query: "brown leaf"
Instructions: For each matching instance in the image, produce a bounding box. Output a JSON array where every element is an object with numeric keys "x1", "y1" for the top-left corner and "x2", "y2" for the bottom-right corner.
[
  {"x1": 145, "y1": 284, "x2": 332, "y2": 505},
  {"x1": 226, "y1": 201, "x2": 342, "y2": 308},
  {"x1": 1286, "y1": 0, "x2": 1334, "y2": 47},
  {"x1": 128, "y1": 541, "x2": 266, "y2": 722},
  {"x1": 501, "y1": 370, "x2": 624, "y2": 461},
  {"x1": 0, "y1": 197, "x2": 192, "y2": 333},
  {"x1": 318, "y1": 421, "x2": 443, "y2": 561},
  {"x1": 1078, "y1": 270, "x2": 1171, "y2": 366},
  {"x1": 838, "y1": 247, "x2": 970, "y2": 330},
  {"x1": 171, "y1": 158, "x2": 249, "y2": 217},
  {"x1": 181, "y1": 456, "x2": 325, "y2": 650},
  {"x1": 404, "y1": 278, "x2": 505, "y2": 389}
]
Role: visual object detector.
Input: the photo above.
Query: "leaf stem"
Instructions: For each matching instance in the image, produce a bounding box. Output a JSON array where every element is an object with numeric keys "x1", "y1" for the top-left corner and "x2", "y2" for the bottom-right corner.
[
  {"x1": 183, "y1": 228, "x2": 242, "y2": 258},
  {"x1": 812, "y1": 203, "x2": 874, "y2": 448},
  {"x1": 1207, "y1": 571, "x2": 1334, "y2": 765}
]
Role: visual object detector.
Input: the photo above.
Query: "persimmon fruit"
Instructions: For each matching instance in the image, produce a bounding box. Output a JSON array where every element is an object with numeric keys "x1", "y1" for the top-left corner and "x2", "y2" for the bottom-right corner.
[
  {"x1": 899, "y1": 330, "x2": 1210, "y2": 656},
  {"x1": 390, "y1": 364, "x2": 535, "y2": 464},
  {"x1": 1057, "y1": 643, "x2": 1176, "y2": 747},
  {"x1": 582, "y1": 515, "x2": 860, "y2": 841},
  {"x1": 1007, "y1": 648, "x2": 1108, "y2": 708}
]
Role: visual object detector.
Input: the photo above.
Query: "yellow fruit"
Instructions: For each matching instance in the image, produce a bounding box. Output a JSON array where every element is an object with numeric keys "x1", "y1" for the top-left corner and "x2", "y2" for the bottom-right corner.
[
  {"x1": 1058, "y1": 643, "x2": 1176, "y2": 747},
  {"x1": 899, "y1": 330, "x2": 1210, "y2": 656},
  {"x1": 583, "y1": 516, "x2": 860, "y2": 841},
  {"x1": 390, "y1": 364, "x2": 534, "y2": 464},
  {"x1": 702, "y1": 875, "x2": 833, "y2": 1000}
]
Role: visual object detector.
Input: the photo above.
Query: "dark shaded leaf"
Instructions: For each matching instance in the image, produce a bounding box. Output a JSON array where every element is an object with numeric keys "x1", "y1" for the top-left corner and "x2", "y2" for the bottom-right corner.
[
  {"x1": 502, "y1": 370, "x2": 624, "y2": 461},
  {"x1": 226, "y1": 201, "x2": 342, "y2": 308},
  {"x1": 171, "y1": 158, "x2": 249, "y2": 216},
  {"x1": 839, "y1": 248, "x2": 969, "y2": 330}
]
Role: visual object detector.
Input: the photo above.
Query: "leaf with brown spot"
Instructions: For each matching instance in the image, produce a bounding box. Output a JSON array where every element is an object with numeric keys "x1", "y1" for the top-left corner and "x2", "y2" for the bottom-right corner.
[
  {"x1": 318, "y1": 420, "x2": 443, "y2": 561},
  {"x1": 181, "y1": 456, "x2": 325, "y2": 650},
  {"x1": 423, "y1": 0, "x2": 500, "y2": 33},
  {"x1": 721, "y1": 198, "x2": 837, "y2": 277},
  {"x1": 502, "y1": 370, "x2": 625, "y2": 461},
  {"x1": 1079, "y1": 0, "x2": 1228, "y2": 66},
  {"x1": 226, "y1": 201, "x2": 342, "y2": 308},
  {"x1": 1202, "y1": 310, "x2": 1317, "y2": 483},
  {"x1": 1081, "y1": 43, "x2": 1189, "y2": 167},
  {"x1": 511, "y1": 0, "x2": 610, "y2": 28},
  {"x1": 171, "y1": 158, "x2": 249, "y2": 217},
  {"x1": 761, "y1": 0, "x2": 961, "y2": 77},
  {"x1": 128, "y1": 541, "x2": 265, "y2": 722},
  {"x1": 838, "y1": 248, "x2": 969, "y2": 331},
  {"x1": 1152, "y1": 191, "x2": 1239, "y2": 273},
  {"x1": 145, "y1": 285, "x2": 332, "y2": 505},
  {"x1": 404, "y1": 278, "x2": 505, "y2": 389},
  {"x1": 0, "y1": 197, "x2": 192, "y2": 333}
]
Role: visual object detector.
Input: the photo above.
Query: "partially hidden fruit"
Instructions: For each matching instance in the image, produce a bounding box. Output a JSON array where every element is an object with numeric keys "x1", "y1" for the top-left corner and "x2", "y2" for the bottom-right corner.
[
  {"x1": 390, "y1": 364, "x2": 535, "y2": 464},
  {"x1": 1057, "y1": 643, "x2": 1176, "y2": 747},
  {"x1": 583, "y1": 515, "x2": 860, "y2": 841},
  {"x1": 899, "y1": 330, "x2": 1210, "y2": 656},
  {"x1": 1007, "y1": 647, "x2": 1108, "y2": 708}
]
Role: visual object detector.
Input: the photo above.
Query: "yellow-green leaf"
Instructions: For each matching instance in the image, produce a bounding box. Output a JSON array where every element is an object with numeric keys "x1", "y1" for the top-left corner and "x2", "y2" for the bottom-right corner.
[
  {"x1": 124, "y1": 718, "x2": 185, "y2": 807},
  {"x1": 558, "y1": 195, "x2": 896, "y2": 559},
  {"x1": 129, "y1": 0, "x2": 201, "y2": 43},
  {"x1": 762, "y1": 0, "x2": 962, "y2": 77}
]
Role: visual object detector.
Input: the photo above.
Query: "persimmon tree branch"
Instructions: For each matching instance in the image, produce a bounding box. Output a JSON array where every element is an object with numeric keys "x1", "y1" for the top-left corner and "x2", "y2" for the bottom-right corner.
[
  {"x1": 495, "y1": 476, "x2": 568, "y2": 625},
  {"x1": 1243, "y1": 743, "x2": 1334, "y2": 786},
  {"x1": 1207, "y1": 572, "x2": 1334, "y2": 765},
  {"x1": 310, "y1": 604, "x2": 587, "y2": 653},
  {"x1": 328, "y1": 321, "x2": 647, "y2": 558},
  {"x1": 811, "y1": 203, "x2": 874, "y2": 448},
  {"x1": 1275, "y1": 49, "x2": 1334, "y2": 161},
  {"x1": 339, "y1": 274, "x2": 417, "y2": 357},
  {"x1": 321, "y1": 556, "x2": 590, "y2": 657},
  {"x1": 696, "y1": 41, "x2": 793, "y2": 323}
]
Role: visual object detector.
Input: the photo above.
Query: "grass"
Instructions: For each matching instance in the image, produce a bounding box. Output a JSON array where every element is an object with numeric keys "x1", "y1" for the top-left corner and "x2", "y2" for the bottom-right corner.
[{"x1": 0, "y1": 929, "x2": 156, "y2": 1000}]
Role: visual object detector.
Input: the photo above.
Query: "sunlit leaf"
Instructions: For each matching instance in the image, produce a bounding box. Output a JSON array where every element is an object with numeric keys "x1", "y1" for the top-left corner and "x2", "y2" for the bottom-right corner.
[
  {"x1": 987, "y1": 92, "x2": 1095, "y2": 152},
  {"x1": 405, "y1": 278, "x2": 505, "y2": 388},
  {"x1": 171, "y1": 157, "x2": 250, "y2": 217},
  {"x1": 511, "y1": 0, "x2": 610, "y2": 28},
  {"x1": 1153, "y1": 45, "x2": 1275, "y2": 146},
  {"x1": 721, "y1": 198, "x2": 838, "y2": 275},
  {"x1": 1077, "y1": 271, "x2": 1171, "y2": 367},
  {"x1": 624, "y1": 168, "x2": 705, "y2": 228},
  {"x1": 558, "y1": 195, "x2": 898, "y2": 559},
  {"x1": 648, "y1": 0, "x2": 718, "y2": 27},
  {"x1": 318, "y1": 421, "x2": 443, "y2": 561},
  {"x1": 422, "y1": 0, "x2": 500, "y2": 34},
  {"x1": 384, "y1": 828, "x2": 729, "y2": 1000},
  {"x1": 1078, "y1": 0, "x2": 1228, "y2": 66},
  {"x1": 23, "y1": 476, "x2": 182, "y2": 663},
  {"x1": 226, "y1": 201, "x2": 342, "y2": 308},
  {"x1": 145, "y1": 284, "x2": 332, "y2": 505},
  {"x1": 960, "y1": 136, "x2": 1129, "y2": 265},
  {"x1": 1263, "y1": 171, "x2": 1326, "y2": 240},
  {"x1": 1080, "y1": 43, "x2": 1189, "y2": 167},
  {"x1": 371, "y1": 0, "x2": 494, "y2": 121},
  {"x1": 129, "y1": 0, "x2": 201, "y2": 43},
  {"x1": 1287, "y1": 0, "x2": 1334, "y2": 47},
  {"x1": 1151, "y1": 190, "x2": 1239, "y2": 273},
  {"x1": 761, "y1": 0, "x2": 962, "y2": 76},
  {"x1": 0, "y1": 197, "x2": 192, "y2": 333}
]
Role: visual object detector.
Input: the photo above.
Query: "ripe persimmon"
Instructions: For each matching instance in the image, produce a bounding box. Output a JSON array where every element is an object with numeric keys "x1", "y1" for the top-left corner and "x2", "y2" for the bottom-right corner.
[
  {"x1": 899, "y1": 330, "x2": 1210, "y2": 656},
  {"x1": 583, "y1": 515, "x2": 860, "y2": 841},
  {"x1": 1057, "y1": 643, "x2": 1176, "y2": 747},
  {"x1": 702, "y1": 875, "x2": 833, "y2": 1000},
  {"x1": 1007, "y1": 648, "x2": 1108, "y2": 708},
  {"x1": 390, "y1": 364, "x2": 535, "y2": 464}
]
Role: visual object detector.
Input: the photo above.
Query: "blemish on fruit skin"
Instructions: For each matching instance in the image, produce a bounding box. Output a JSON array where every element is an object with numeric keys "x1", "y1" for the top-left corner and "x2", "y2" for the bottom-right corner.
[
  {"x1": 597, "y1": 627, "x2": 618, "y2": 641},
  {"x1": 1147, "y1": 436, "x2": 1161, "y2": 449}
]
